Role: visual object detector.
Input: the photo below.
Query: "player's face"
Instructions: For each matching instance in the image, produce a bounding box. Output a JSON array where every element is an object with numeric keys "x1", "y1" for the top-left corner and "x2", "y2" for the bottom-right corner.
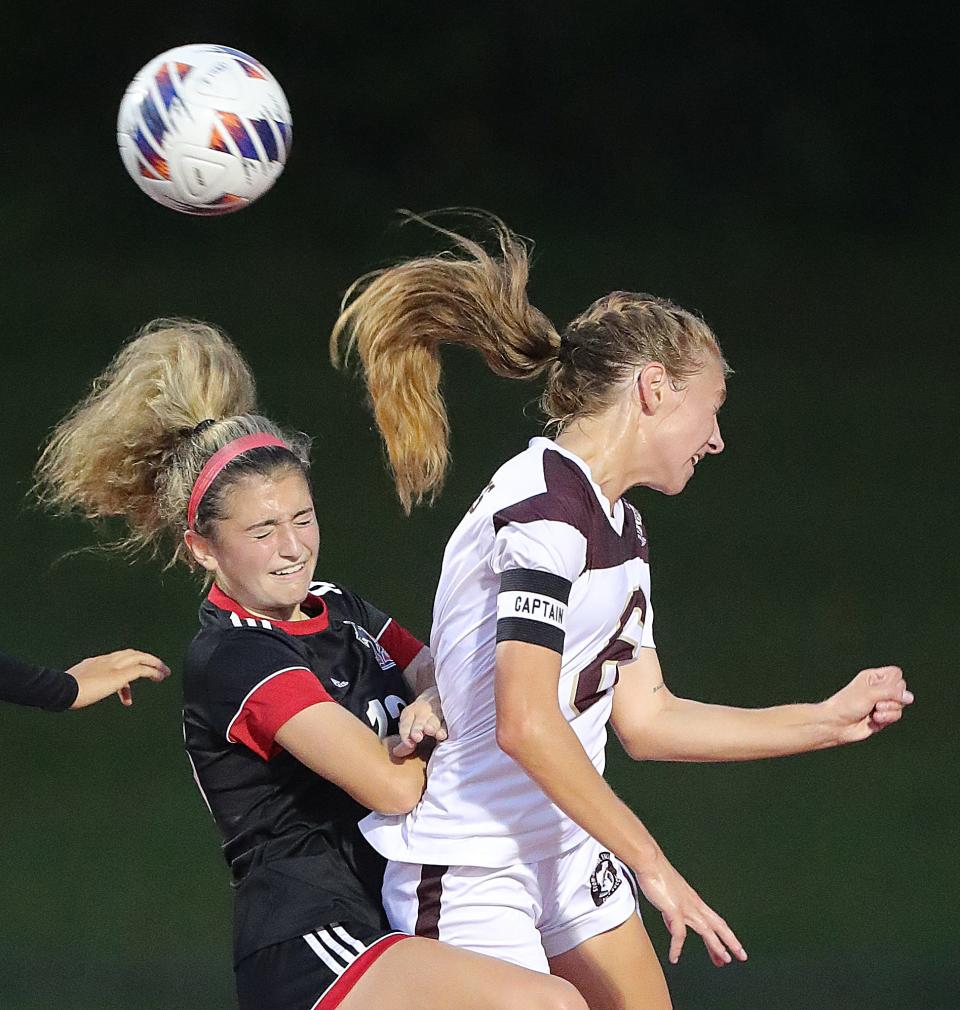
[
  {"x1": 203, "y1": 470, "x2": 320, "y2": 621},
  {"x1": 643, "y1": 354, "x2": 727, "y2": 495}
]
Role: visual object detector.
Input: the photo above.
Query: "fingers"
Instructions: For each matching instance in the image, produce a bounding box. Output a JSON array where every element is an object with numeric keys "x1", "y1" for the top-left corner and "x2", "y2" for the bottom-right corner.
[
  {"x1": 864, "y1": 666, "x2": 910, "y2": 701},
  {"x1": 666, "y1": 918, "x2": 687, "y2": 965},
  {"x1": 664, "y1": 903, "x2": 746, "y2": 968},
  {"x1": 118, "y1": 685, "x2": 133, "y2": 707},
  {"x1": 709, "y1": 911, "x2": 748, "y2": 964},
  {"x1": 871, "y1": 700, "x2": 904, "y2": 723},
  {"x1": 866, "y1": 665, "x2": 901, "y2": 686},
  {"x1": 418, "y1": 713, "x2": 448, "y2": 742},
  {"x1": 397, "y1": 707, "x2": 448, "y2": 751},
  {"x1": 113, "y1": 651, "x2": 171, "y2": 681}
]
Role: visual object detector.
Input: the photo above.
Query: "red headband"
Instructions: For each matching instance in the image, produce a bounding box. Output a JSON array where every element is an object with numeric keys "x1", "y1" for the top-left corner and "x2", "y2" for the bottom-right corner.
[{"x1": 187, "y1": 434, "x2": 288, "y2": 531}]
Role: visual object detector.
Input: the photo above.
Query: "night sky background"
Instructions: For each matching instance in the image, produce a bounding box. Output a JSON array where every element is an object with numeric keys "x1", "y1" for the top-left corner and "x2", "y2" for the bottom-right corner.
[{"x1": 1, "y1": 4, "x2": 956, "y2": 1008}]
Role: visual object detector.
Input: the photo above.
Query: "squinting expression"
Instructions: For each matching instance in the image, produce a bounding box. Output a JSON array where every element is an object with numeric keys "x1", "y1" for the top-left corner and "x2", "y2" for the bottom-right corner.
[
  {"x1": 649, "y1": 356, "x2": 727, "y2": 495},
  {"x1": 201, "y1": 471, "x2": 320, "y2": 621}
]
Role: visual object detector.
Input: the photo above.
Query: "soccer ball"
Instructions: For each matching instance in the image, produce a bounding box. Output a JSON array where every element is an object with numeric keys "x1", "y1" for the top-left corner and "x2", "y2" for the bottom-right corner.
[{"x1": 117, "y1": 44, "x2": 292, "y2": 215}]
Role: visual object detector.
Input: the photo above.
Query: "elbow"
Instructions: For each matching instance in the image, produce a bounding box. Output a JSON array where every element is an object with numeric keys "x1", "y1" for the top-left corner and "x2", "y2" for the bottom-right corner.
[
  {"x1": 620, "y1": 736, "x2": 654, "y2": 761},
  {"x1": 372, "y1": 770, "x2": 425, "y2": 816},
  {"x1": 374, "y1": 795, "x2": 416, "y2": 817},
  {"x1": 614, "y1": 722, "x2": 661, "y2": 762},
  {"x1": 496, "y1": 712, "x2": 546, "y2": 762}
]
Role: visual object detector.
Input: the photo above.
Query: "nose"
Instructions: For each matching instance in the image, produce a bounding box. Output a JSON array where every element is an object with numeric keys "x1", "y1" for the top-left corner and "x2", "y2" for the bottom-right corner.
[
  {"x1": 276, "y1": 523, "x2": 302, "y2": 558},
  {"x1": 707, "y1": 417, "x2": 725, "y2": 455}
]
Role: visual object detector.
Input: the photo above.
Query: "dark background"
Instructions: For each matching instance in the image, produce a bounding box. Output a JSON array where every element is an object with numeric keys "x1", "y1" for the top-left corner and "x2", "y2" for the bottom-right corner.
[{"x1": 1, "y1": 4, "x2": 956, "y2": 1008}]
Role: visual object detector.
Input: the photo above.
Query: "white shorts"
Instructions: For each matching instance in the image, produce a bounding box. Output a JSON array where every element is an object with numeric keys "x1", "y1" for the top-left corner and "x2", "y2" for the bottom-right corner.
[{"x1": 381, "y1": 833, "x2": 641, "y2": 973}]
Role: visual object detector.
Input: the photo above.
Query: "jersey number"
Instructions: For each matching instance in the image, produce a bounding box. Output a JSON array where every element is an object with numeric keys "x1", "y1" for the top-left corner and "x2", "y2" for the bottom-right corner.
[
  {"x1": 366, "y1": 695, "x2": 407, "y2": 738},
  {"x1": 570, "y1": 584, "x2": 646, "y2": 716}
]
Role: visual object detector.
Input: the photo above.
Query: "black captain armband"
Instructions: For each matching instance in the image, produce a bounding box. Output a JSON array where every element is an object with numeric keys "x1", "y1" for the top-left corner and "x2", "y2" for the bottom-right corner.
[{"x1": 496, "y1": 569, "x2": 571, "y2": 654}]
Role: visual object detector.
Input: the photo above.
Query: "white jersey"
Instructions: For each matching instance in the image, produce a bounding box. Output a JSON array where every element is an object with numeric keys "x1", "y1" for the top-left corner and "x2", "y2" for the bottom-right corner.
[{"x1": 361, "y1": 438, "x2": 654, "y2": 867}]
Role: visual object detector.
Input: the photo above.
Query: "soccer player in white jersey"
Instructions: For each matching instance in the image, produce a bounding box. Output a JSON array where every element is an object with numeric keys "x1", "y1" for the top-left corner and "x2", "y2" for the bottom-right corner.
[{"x1": 331, "y1": 213, "x2": 914, "y2": 1009}]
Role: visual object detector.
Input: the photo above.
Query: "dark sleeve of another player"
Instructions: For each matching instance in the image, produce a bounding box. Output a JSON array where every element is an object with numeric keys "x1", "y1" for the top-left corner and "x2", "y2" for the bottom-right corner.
[
  {"x1": 340, "y1": 588, "x2": 424, "y2": 670},
  {"x1": 201, "y1": 630, "x2": 334, "y2": 761},
  {"x1": 0, "y1": 650, "x2": 78, "y2": 711}
]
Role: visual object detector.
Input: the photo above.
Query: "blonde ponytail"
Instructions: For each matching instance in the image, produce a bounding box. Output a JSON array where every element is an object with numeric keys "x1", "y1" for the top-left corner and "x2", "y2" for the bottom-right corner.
[
  {"x1": 36, "y1": 319, "x2": 309, "y2": 567},
  {"x1": 331, "y1": 212, "x2": 559, "y2": 512}
]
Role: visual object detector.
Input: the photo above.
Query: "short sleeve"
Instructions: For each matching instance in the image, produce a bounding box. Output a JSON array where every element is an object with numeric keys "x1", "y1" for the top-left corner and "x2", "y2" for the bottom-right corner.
[
  {"x1": 200, "y1": 629, "x2": 332, "y2": 760},
  {"x1": 337, "y1": 588, "x2": 425, "y2": 670},
  {"x1": 491, "y1": 514, "x2": 587, "y2": 584},
  {"x1": 491, "y1": 516, "x2": 587, "y2": 655},
  {"x1": 641, "y1": 599, "x2": 655, "y2": 649}
]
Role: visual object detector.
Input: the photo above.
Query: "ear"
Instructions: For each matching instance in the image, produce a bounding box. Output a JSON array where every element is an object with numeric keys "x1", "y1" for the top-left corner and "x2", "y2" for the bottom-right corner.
[
  {"x1": 183, "y1": 529, "x2": 219, "y2": 574},
  {"x1": 636, "y1": 361, "x2": 668, "y2": 415}
]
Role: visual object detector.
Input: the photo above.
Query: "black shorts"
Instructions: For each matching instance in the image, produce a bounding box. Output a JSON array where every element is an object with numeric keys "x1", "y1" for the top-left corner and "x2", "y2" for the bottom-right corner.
[{"x1": 236, "y1": 921, "x2": 410, "y2": 1010}]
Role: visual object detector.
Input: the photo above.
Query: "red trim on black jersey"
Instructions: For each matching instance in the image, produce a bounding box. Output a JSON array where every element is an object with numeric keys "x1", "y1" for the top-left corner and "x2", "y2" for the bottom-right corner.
[
  {"x1": 312, "y1": 933, "x2": 410, "y2": 1010},
  {"x1": 376, "y1": 619, "x2": 424, "y2": 670},
  {"x1": 227, "y1": 667, "x2": 333, "y2": 760},
  {"x1": 208, "y1": 583, "x2": 330, "y2": 636}
]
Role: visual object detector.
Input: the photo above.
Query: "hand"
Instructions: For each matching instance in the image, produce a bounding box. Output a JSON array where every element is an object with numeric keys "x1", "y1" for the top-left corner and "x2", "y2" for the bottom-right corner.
[
  {"x1": 824, "y1": 665, "x2": 913, "y2": 744},
  {"x1": 391, "y1": 686, "x2": 447, "y2": 757},
  {"x1": 634, "y1": 851, "x2": 747, "y2": 967},
  {"x1": 68, "y1": 650, "x2": 171, "y2": 709},
  {"x1": 634, "y1": 852, "x2": 747, "y2": 967}
]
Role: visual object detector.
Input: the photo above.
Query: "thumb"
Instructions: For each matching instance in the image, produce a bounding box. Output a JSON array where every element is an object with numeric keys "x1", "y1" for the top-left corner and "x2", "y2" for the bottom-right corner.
[{"x1": 391, "y1": 738, "x2": 416, "y2": 758}]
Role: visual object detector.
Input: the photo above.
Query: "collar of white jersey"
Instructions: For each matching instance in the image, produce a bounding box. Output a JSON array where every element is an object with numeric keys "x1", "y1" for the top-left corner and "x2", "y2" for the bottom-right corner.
[{"x1": 528, "y1": 437, "x2": 625, "y2": 536}]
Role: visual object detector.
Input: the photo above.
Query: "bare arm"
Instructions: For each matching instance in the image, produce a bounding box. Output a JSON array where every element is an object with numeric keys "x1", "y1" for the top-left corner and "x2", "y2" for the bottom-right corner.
[
  {"x1": 611, "y1": 648, "x2": 913, "y2": 762},
  {"x1": 496, "y1": 640, "x2": 745, "y2": 966},
  {"x1": 275, "y1": 702, "x2": 427, "y2": 815}
]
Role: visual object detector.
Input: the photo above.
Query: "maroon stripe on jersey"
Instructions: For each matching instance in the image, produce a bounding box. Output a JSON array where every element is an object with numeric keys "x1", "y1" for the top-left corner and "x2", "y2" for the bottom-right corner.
[
  {"x1": 572, "y1": 585, "x2": 648, "y2": 715},
  {"x1": 414, "y1": 864, "x2": 448, "y2": 940},
  {"x1": 492, "y1": 450, "x2": 648, "y2": 572},
  {"x1": 378, "y1": 620, "x2": 424, "y2": 670}
]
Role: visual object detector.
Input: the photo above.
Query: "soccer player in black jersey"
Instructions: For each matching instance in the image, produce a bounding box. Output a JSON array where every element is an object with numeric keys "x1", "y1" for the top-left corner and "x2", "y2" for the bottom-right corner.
[
  {"x1": 37, "y1": 319, "x2": 587, "y2": 1010},
  {"x1": 1, "y1": 648, "x2": 169, "y2": 711}
]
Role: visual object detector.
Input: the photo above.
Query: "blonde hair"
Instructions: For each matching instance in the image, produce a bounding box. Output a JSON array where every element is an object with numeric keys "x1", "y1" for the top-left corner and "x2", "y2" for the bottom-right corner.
[
  {"x1": 331, "y1": 212, "x2": 729, "y2": 512},
  {"x1": 36, "y1": 319, "x2": 311, "y2": 568}
]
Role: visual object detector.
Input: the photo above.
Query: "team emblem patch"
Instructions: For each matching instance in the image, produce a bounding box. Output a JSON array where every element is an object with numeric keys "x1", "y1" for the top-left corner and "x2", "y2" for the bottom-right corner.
[
  {"x1": 589, "y1": 851, "x2": 622, "y2": 907},
  {"x1": 344, "y1": 621, "x2": 397, "y2": 671}
]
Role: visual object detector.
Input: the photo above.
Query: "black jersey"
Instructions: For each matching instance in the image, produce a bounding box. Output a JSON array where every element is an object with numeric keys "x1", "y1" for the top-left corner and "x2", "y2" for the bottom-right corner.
[
  {"x1": 182, "y1": 580, "x2": 421, "y2": 963},
  {"x1": 0, "y1": 650, "x2": 77, "y2": 711}
]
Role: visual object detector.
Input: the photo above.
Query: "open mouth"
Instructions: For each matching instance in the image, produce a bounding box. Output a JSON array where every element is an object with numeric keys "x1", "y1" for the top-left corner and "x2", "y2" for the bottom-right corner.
[{"x1": 272, "y1": 562, "x2": 306, "y2": 577}]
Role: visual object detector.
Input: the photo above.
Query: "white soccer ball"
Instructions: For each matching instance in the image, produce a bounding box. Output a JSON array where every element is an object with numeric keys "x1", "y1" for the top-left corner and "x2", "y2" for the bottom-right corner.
[{"x1": 117, "y1": 44, "x2": 292, "y2": 215}]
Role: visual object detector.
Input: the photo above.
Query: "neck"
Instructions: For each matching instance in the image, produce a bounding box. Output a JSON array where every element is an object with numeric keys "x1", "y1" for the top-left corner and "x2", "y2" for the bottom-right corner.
[
  {"x1": 554, "y1": 412, "x2": 636, "y2": 507},
  {"x1": 214, "y1": 581, "x2": 306, "y2": 623},
  {"x1": 247, "y1": 603, "x2": 306, "y2": 623}
]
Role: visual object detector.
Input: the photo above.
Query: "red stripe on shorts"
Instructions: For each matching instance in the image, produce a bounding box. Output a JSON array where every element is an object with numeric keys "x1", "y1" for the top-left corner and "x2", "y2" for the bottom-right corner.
[{"x1": 312, "y1": 933, "x2": 411, "y2": 1010}]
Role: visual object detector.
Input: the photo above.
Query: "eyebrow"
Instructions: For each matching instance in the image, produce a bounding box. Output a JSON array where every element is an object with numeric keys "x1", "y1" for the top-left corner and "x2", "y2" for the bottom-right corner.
[{"x1": 243, "y1": 507, "x2": 314, "y2": 532}]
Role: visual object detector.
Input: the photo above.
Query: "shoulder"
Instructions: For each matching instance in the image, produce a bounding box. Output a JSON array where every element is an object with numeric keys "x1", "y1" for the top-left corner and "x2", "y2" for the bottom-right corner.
[
  {"x1": 307, "y1": 580, "x2": 385, "y2": 630},
  {"x1": 184, "y1": 625, "x2": 311, "y2": 698},
  {"x1": 492, "y1": 444, "x2": 598, "y2": 537}
]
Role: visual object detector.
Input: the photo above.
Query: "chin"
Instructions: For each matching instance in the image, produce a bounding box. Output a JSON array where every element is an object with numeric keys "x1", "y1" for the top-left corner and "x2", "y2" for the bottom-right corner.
[{"x1": 649, "y1": 474, "x2": 690, "y2": 496}]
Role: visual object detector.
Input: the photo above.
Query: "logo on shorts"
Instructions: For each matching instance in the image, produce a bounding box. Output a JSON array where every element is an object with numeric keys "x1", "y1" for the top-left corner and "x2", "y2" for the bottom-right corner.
[{"x1": 589, "y1": 851, "x2": 622, "y2": 907}]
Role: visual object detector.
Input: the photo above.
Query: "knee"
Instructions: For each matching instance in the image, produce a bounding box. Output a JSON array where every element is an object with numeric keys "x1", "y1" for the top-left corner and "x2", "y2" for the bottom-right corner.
[{"x1": 537, "y1": 976, "x2": 589, "y2": 1010}]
